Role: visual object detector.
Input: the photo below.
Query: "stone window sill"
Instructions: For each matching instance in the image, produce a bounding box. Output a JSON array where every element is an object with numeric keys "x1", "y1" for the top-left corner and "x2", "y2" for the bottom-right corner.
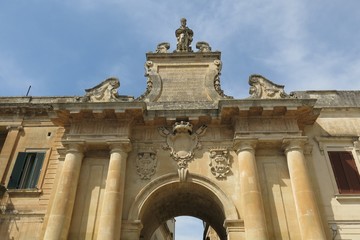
[
  {"x1": 7, "y1": 189, "x2": 42, "y2": 197},
  {"x1": 335, "y1": 194, "x2": 360, "y2": 202}
]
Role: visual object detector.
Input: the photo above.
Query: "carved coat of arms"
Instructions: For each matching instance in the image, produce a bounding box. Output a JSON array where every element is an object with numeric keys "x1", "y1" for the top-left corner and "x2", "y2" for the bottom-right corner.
[
  {"x1": 159, "y1": 121, "x2": 207, "y2": 181},
  {"x1": 209, "y1": 148, "x2": 231, "y2": 179},
  {"x1": 136, "y1": 151, "x2": 157, "y2": 180}
]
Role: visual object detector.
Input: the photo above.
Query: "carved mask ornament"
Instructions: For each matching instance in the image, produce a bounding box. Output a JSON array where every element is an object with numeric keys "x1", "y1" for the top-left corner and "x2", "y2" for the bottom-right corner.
[{"x1": 159, "y1": 121, "x2": 207, "y2": 181}]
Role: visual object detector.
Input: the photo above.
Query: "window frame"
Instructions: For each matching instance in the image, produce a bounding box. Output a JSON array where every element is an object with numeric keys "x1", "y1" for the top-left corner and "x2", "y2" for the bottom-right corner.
[
  {"x1": 317, "y1": 136, "x2": 360, "y2": 198},
  {"x1": 7, "y1": 149, "x2": 49, "y2": 191}
]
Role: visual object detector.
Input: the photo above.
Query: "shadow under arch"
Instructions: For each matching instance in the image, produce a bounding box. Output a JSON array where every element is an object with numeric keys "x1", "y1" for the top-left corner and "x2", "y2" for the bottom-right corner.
[{"x1": 128, "y1": 173, "x2": 239, "y2": 239}]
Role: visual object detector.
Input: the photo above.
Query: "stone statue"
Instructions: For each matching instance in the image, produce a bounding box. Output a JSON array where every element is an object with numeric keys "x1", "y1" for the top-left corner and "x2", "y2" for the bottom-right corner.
[{"x1": 175, "y1": 18, "x2": 193, "y2": 52}]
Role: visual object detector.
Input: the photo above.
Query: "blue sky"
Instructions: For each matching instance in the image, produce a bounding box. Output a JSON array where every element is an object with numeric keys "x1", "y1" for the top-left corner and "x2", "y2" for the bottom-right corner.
[
  {"x1": 1, "y1": 1, "x2": 360, "y2": 99},
  {"x1": 1, "y1": 0, "x2": 360, "y2": 238}
]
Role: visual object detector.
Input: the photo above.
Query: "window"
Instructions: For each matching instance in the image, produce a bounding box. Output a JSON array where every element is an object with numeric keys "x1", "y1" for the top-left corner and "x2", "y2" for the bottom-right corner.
[
  {"x1": 328, "y1": 151, "x2": 360, "y2": 194},
  {"x1": 7, "y1": 152, "x2": 45, "y2": 189}
]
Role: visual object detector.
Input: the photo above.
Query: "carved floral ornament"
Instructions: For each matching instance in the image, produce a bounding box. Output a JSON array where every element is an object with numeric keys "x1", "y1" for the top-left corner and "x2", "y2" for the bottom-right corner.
[
  {"x1": 209, "y1": 148, "x2": 231, "y2": 179},
  {"x1": 136, "y1": 150, "x2": 157, "y2": 180},
  {"x1": 159, "y1": 121, "x2": 207, "y2": 181}
]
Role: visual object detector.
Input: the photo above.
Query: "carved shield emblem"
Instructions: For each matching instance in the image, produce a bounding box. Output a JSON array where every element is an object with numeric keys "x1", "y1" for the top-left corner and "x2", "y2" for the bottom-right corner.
[
  {"x1": 136, "y1": 151, "x2": 157, "y2": 180},
  {"x1": 209, "y1": 148, "x2": 230, "y2": 179},
  {"x1": 159, "y1": 121, "x2": 207, "y2": 170}
]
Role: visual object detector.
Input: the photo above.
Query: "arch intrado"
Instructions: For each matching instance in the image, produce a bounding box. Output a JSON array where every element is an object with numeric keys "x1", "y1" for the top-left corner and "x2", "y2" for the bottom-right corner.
[{"x1": 128, "y1": 173, "x2": 239, "y2": 240}]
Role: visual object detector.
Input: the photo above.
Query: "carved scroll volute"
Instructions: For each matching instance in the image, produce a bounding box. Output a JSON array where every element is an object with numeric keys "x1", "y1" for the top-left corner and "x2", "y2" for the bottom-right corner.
[
  {"x1": 136, "y1": 150, "x2": 157, "y2": 180},
  {"x1": 248, "y1": 74, "x2": 290, "y2": 99},
  {"x1": 158, "y1": 121, "x2": 207, "y2": 182},
  {"x1": 136, "y1": 60, "x2": 162, "y2": 102},
  {"x1": 205, "y1": 59, "x2": 233, "y2": 101},
  {"x1": 209, "y1": 148, "x2": 231, "y2": 179},
  {"x1": 84, "y1": 77, "x2": 121, "y2": 102}
]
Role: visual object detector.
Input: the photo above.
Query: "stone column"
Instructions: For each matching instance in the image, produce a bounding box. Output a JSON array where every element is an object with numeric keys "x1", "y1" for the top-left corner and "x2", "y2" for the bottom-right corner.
[
  {"x1": 43, "y1": 143, "x2": 84, "y2": 240},
  {"x1": 233, "y1": 138, "x2": 268, "y2": 240},
  {"x1": 0, "y1": 126, "x2": 22, "y2": 184},
  {"x1": 97, "y1": 140, "x2": 132, "y2": 240},
  {"x1": 283, "y1": 138, "x2": 326, "y2": 240}
]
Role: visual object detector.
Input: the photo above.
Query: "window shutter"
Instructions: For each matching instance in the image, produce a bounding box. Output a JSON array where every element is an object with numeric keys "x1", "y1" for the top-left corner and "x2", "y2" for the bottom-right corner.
[
  {"x1": 339, "y1": 151, "x2": 360, "y2": 193},
  {"x1": 28, "y1": 152, "x2": 45, "y2": 188},
  {"x1": 328, "y1": 151, "x2": 360, "y2": 194},
  {"x1": 7, "y1": 152, "x2": 27, "y2": 189}
]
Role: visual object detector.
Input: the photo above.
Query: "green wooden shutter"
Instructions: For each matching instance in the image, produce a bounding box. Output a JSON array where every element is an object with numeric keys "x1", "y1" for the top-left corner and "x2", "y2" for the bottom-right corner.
[
  {"x1": 28, "y1": 152, "x2": 45, "y2": 188},
  {"x1": 7, "y1": 152, "x2": 27, "y2": 189}
]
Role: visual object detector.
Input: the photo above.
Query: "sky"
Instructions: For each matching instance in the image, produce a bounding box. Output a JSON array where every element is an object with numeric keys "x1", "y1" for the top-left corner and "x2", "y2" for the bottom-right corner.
[
  {"x1": 1, "y1": 0, "x2": 360, "y2": 100},
  {"x1": 1, "y1": 0, "x2": 360, "y2": 238}
]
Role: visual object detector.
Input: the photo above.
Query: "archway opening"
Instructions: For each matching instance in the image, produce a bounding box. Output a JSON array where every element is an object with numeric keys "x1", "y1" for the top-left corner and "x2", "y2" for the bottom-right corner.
[{"x1": 139, "y1": 181, "x2": 226, "y2": 240}]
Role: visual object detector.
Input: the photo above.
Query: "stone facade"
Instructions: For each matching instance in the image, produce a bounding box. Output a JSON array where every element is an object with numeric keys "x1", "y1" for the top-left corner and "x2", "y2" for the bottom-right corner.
[{"x1": 1, "y1": 19, "x2": 360, "y2": 240}]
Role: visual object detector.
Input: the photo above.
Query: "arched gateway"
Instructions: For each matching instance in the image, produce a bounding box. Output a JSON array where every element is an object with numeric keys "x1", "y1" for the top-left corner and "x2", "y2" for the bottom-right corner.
[
  {"x1": 128, "y1": 173, "x2": 238, "y2": 239},
  {"x1": 39, "y1": 18, "x2": 327, "y2": 240}
]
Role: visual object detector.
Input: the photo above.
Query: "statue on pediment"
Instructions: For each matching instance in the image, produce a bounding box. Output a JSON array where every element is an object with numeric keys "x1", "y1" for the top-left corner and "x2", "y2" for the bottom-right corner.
[{"x1": 175, "y1": 18, "x2": 193, "y2": 52}]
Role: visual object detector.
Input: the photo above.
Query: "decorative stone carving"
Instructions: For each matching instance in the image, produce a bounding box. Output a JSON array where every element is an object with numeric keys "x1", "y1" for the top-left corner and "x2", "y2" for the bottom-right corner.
[
  {"x1": 209, "y1": 148, "x2": 231, "y2": 179},
  {"x1": 136, "y1": 150, "x2": 157, "y2": 180},
  {"x1": 213, "y1": 60, "x2": 233, "y2": 99},
  {"x1": 196, "y1": 41, "x2": 212, "y2": 52},
  {"x1": 159, "y1": 121, "x2": 207, "y2": 181},
  {"x1": 248, "y1": 74, "x2": 290, "y2": 99},
  {"x1": 84, "y1": 77, "x2": 121, "y2": 102},
  {"x1": 155, "y1": 42, "x2": 170, "y2": 53},
  {"x1": 136, "y1": 61, "x2": 154, "y2": 101},
  {"x1": 175, "y1": 18, "x2": 193, "y2": 52}
]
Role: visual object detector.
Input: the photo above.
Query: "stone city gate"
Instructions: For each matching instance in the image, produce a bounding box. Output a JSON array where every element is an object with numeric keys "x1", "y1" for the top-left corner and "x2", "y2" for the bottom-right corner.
[{"x1": 39, "y1": 19, "x2": 327, "y2": 239}]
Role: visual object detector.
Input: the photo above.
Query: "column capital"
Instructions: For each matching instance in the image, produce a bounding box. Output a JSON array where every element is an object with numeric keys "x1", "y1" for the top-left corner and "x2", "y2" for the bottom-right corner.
[
  {"x1": 62, "y1": 140, "x2": 86, "y2": 154},
  {"x1": 107, "y1": 139, "x2": 132, "y2": 153},
  {"x1": 233, "y1": 137, "x2": 258, "y2": 154},
  {"x1": 282, "y1": 137, "x2": 308, "y2": 154}
]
